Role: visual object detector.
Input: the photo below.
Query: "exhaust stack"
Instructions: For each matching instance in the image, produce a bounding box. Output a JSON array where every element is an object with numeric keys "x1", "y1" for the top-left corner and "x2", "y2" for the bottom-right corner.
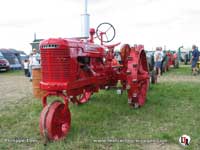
[{"x1": 81, "y1": 0, "x2": 90, "y2": 38}]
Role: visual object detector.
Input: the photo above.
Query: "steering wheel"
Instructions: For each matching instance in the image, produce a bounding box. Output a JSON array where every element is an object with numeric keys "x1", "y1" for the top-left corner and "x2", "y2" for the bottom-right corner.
[{"x1": 96, "y1": 22, "x2": 116, "y2": 43}]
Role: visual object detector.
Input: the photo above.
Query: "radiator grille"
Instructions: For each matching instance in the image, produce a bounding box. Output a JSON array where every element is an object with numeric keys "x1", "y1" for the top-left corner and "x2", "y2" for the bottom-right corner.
[{"x1": 40, "y1": 48, "x2": 70, "y2": 82}]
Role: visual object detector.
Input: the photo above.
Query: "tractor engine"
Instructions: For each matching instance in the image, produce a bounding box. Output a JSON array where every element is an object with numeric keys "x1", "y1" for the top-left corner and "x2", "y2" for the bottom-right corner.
[
  {"x1": 40, "y1": 38, "x2": 76, "y2": 90},
  {"x1": 40, "y1": 38, "x2": 105, "y2": 91}
]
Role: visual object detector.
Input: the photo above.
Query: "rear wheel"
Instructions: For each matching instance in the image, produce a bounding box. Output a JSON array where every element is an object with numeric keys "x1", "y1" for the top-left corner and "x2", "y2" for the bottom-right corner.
[
  {"x1": 126, "y1": 46, "x2": 149, "y2": 108},
  {"x1": 174, "y1": 59, "x2": 179, "y2": 68},
  {"x1": 151, "y1": 70, "x2": 157, "y2": 84}
]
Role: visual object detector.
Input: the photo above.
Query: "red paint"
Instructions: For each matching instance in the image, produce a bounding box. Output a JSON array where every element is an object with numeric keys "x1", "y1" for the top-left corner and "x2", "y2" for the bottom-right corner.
[{"x1": 39, "y1": 24, "x2": 150, "y2": 141}]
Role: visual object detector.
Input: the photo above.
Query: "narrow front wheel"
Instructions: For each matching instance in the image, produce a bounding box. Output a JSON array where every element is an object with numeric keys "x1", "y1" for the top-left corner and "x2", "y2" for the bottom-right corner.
[{"x1": 39, "y1": 101, "x2": 71, "y2": 141}]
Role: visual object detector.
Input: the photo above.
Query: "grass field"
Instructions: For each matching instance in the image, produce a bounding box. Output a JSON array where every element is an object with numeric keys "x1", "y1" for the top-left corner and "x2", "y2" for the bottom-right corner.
[
  {"x1": 0, "y1": 66, "x2": 200, "y2": 150},
  {"x1": 0, "y1": 69, "x2": 24, "y2": 76}
]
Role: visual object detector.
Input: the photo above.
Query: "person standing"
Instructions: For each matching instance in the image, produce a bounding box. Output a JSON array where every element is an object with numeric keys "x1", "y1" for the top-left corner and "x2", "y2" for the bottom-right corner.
[
  {"x1": 23, "y1": 59, "x2": 29, "y2": 77},
  {"x1": 28, "y1": 53, "x2": 33, "y2": 81},
  {"x1": 32, "y1": 49, "x2": 40, "y2": 67},
  {"x1": 190, "y1": 45, "x2": 199, "y2": 75},
  {"x1": 154, "y1": 47, "x2": 163, "y2": 77},
  {"x1": 29, "y1": 49, "x2": 40, "y2": 81}
]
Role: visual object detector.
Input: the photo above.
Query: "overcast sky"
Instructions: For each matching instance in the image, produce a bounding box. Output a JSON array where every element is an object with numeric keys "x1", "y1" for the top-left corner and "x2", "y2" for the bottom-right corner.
[{"x1": 0, "y1": 0, "x2": 200, "y2": 54}]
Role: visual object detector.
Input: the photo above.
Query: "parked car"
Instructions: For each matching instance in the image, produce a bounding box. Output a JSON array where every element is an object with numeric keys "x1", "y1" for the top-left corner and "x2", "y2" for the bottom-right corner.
[
  {"x1": 18, "y1": 51, "x2": 29, "y2": 68},
  {"x1": 0, "y1": 49, "x2": 22, "y2": 70},
  {"x1": 0, "y1": 52, "x2": 10, "y2": 71}
]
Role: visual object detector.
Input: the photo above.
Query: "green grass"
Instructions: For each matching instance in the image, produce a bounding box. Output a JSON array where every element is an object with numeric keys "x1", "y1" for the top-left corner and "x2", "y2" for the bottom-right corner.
[
  {"x1": 0, "y1": 70, "x2": 23, "y2": 76},
  {"x1": 163, "y1": 65, "x2": 192, "y2": 76},
  {"x1": 0, "y1": 66, "x2": 200, "y2": 150}
]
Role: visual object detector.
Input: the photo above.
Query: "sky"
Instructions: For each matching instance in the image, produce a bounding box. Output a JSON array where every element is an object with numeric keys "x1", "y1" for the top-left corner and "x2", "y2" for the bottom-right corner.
[{"x1": 0, "y1": 0, "x2": 200, "y2": 54}]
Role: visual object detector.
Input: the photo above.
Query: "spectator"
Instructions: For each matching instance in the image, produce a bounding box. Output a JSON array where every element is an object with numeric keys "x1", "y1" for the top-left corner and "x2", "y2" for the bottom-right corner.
[
  {"x1": 154, "y1": 47, "x2": 163, "y2": 77},
  {"x1": 190, "y1": 45, "x2": 199, "y2": 75},
  {"x1": 32, "y1": 49, "x2": 40, "y2": 66},
  {"x1": 23, "y1": 59, "x2": 29, "y2": 77},
  {"x1": 29, "y1": 49, "x2": 40, "y2": 81},
  {"x1": 29, "y1": 53, "x2": 33, "y2": 81}
]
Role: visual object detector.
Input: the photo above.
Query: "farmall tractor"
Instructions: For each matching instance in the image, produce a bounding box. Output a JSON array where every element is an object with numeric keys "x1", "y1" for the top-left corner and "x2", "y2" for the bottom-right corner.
[
  {"x1": 39, "y1": 23, "x2": 150, "y2": 141},
  {"x1": 166, "y1": 50, "x2": 179, "y2": 69}
]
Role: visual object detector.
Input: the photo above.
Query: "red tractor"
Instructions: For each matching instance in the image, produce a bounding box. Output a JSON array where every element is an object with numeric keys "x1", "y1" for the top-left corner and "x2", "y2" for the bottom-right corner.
[
  {"x1": 39, "y1": 23, "x2": 150, "y2": 141},
  {"x1": 166, "y1": 51, "x2": 179, "y2": 69}
]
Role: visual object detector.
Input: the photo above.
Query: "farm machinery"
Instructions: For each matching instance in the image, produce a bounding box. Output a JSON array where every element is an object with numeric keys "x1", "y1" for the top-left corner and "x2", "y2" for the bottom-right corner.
[
  {"x1": 145, "y1": 50, "x2": 157, "y2": 83},
  {"x1": 38, "y1": 23, "x2": 150, "y2": 141},
  {"x1": 180, "y1": 51, "x2": 192, "y2": 65},
  {"x1": 166, "y1": 50, "x2": 179, "y2": 68},
  {"x1": 145, "y1": 48, "x2": 179, "y2": 84}
]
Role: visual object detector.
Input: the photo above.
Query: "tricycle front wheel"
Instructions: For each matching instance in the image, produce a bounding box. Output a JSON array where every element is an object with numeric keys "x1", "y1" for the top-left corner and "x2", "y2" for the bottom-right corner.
[{"x1": 39, "y1": 101, "x2": 71, "y2": 141}]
